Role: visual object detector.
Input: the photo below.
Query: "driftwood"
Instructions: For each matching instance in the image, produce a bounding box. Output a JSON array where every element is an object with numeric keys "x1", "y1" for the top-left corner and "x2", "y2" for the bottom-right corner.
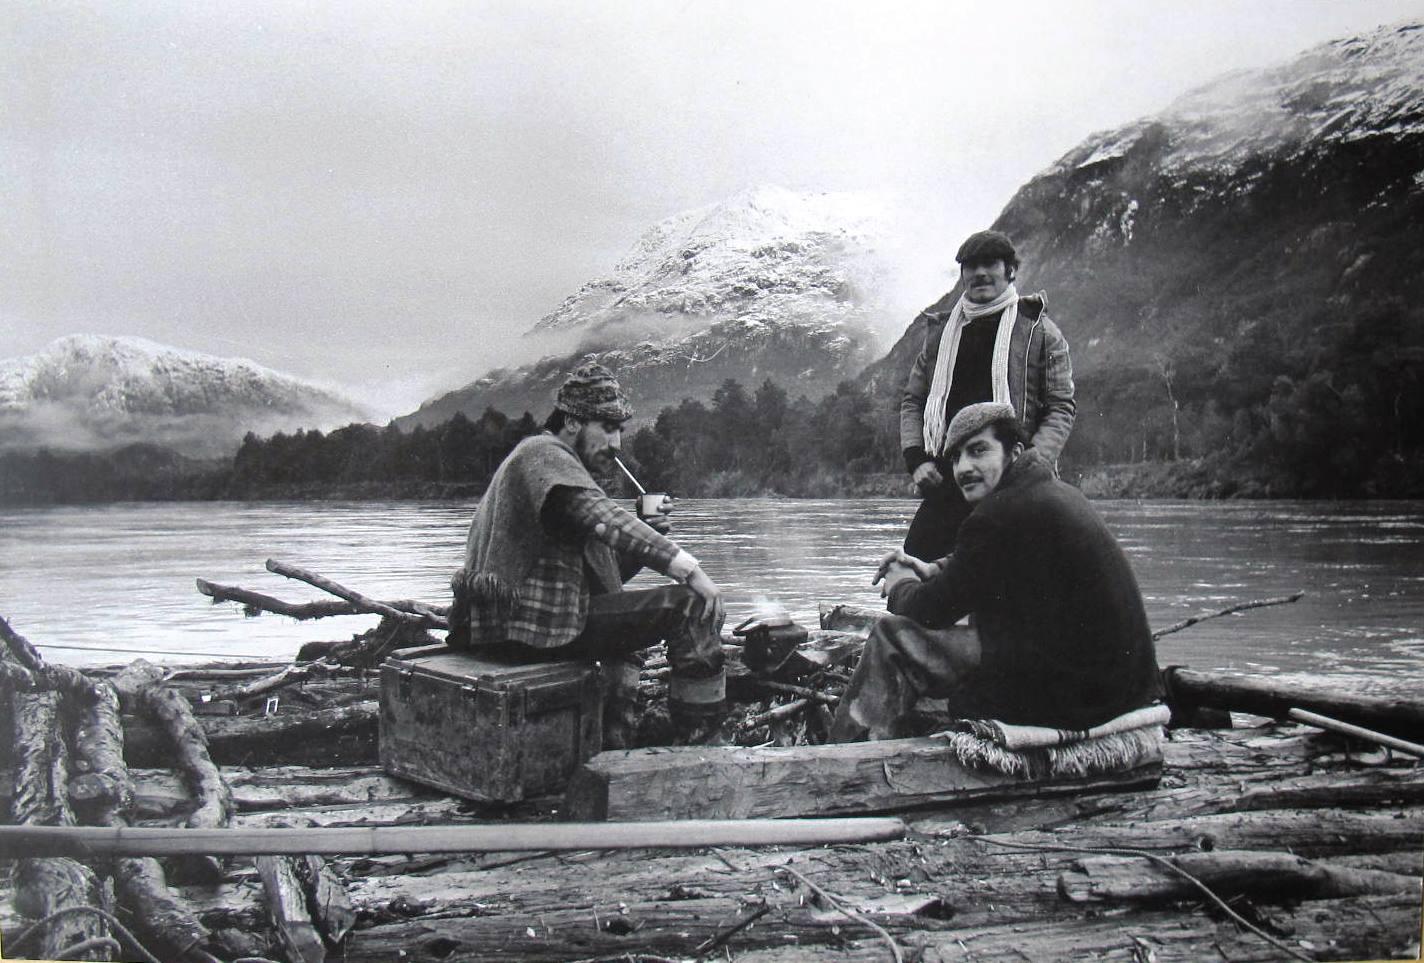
[
  {"x1": 265, "y1": 559, "x2": 448, "y2": 629},
  {"x1": 197, "y1": 577, "x2": 448, "y2": 623},
  {"x1": 207, "y1": 659, "x2": 341, "y2": 703},
  {"x1": 565, "y1": 737, "x2": 1164, "y2": 821},
  {"x1": 1151, "y1": 592, "x2": 1304, "y2": 640},
  {"x1": 257, "y1": 855, "x2": 327, "y2": 963},
  {"x1": 1058, "y1": 849, "x2": 1421, "y2": 903},
  {"x1": 113, "y1": 660, "x2": 233, "y2": 881},
  {"x1": 1166, "y1": 666, "x2": 1424, "y2": 741},
  {"x1": 123, "y1": 700, "x2": 380, "y2": 768}
]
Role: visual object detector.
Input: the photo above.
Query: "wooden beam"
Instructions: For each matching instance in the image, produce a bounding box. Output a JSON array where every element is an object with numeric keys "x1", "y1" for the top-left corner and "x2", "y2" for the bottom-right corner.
[
  {"x1": 0, "y1": 818, "x2": 906, "y2": 858},
  {"x1": 565, "y1": 737, "x2": 1163, "y2": 821}
]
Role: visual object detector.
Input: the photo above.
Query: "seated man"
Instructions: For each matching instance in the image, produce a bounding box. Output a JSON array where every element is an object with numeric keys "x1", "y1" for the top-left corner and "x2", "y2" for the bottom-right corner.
[
  {"x1": 830, "y1": 402, "x2": 1161, "y2": 742},
  {"x1": 447, "y1": 362, "x2": 728, "y2": 747}
]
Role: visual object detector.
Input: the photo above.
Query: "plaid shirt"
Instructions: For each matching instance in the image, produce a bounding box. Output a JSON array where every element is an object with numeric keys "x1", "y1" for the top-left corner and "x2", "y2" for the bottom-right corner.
[{"x1": 467, "y1": 485, "x2": 689, "y2": 648}]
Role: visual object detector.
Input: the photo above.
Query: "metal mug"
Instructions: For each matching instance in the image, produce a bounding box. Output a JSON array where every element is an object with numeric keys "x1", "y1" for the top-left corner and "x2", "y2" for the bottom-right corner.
[{"x1": 637, "y1": 492, "x2": 671, "y2": 519}]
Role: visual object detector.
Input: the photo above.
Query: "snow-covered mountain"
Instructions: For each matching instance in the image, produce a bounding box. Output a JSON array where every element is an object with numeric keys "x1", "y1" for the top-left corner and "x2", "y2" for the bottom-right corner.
[
  {"x1": 397, "y1": 186, "x2": 903, "y2": 428},
  {"x1": 0, "y1": 335, "x2": 369, "y2": 457},
  {"x1": 865, "y1": 18, "x2": 1424, "y2": 394}
]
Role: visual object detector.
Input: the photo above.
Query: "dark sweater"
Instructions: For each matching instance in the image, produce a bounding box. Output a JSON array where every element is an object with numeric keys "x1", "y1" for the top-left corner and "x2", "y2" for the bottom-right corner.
[{"x1": 888, "y1": 449, "x2": 1162, "y2": 729}]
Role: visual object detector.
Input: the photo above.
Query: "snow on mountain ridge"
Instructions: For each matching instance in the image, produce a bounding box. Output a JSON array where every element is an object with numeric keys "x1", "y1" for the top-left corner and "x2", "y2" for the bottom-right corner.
[
  {"x1": 532, "y1": 186, "x2": 890, "y2": 334},
  {"x1": 1053, "y1": 20, "x2": 1424, "y2": 179},
  {"x1": 0, "y1": 334, "x2": 368, "y2": 456}
]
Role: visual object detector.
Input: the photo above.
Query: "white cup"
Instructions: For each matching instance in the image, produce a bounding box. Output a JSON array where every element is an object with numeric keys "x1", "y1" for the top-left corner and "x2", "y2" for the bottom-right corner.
[{"x1": 637, "y1": 492, "x2": 671, "y2": 519}]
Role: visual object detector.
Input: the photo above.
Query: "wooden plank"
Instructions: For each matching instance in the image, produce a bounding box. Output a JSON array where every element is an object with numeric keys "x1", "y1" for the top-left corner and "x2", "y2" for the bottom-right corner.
[
  {"x1": 257, "y1": 854, "x2": 326, "y2": 963},
  {"x1": 1166, "y1": 667, "x2": 1424, "y2": 740},
  {"x1": 564, "y1": 736, "x2": 1164, "y2": 820}
]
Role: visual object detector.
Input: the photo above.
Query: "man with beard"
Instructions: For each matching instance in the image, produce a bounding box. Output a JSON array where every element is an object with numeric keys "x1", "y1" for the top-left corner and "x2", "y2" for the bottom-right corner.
[
  {"x1": 829, "y1": 402, "x2": 1161, "y2": 742},
  {"x1": 900, "y1": 231, "x2": 1076, "y2": 560},
  {"x1": 448, "y1": 362, "x2": 728, "y2": 747}
]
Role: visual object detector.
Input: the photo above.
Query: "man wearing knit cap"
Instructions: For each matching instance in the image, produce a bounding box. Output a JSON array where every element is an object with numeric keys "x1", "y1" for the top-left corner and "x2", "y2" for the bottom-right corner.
[
  {"x1": 830, "y1": 403, "x2": 1160, "y2": 742},
  {"x1": 449, "y1": 361, "x2": 729, "y2": 747},
  {"x1": 899, "y1": 230, "x2": 1076, "y2": 560}
]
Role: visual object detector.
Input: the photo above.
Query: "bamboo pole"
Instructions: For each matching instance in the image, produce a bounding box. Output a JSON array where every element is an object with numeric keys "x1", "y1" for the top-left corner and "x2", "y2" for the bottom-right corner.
[{"x1": 0, "y1": 818, "x2": 907, "y2": 858}]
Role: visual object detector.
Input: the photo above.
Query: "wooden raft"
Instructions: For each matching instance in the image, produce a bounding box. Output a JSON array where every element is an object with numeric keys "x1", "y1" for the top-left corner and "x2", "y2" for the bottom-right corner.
[{"x1": 565, "y1": 734, "x2": 1164, "y2": 821}]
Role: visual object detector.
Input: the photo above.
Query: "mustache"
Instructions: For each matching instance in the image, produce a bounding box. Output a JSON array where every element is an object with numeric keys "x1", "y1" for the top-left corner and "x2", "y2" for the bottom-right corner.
[{"x1": 956, "y1": 473, "x2": 982, "y2": 486}]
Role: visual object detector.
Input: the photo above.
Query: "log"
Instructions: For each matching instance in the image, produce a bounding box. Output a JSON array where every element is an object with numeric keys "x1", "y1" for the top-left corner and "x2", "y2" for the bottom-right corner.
[
  {"x1": 1165, "y1": 667, "x2": 1424, "y2": 740},
  {"x1": 1058, "y1": 849, "x2": 1421, "y2": 903},
  {"x1": 265, "y1": 559, "x2": 447, "y2": 629},
  {"x1": 68, "y1": 681, "x2": 132, "y2": 826},
  {"x1": 257, "y1": 855, "x2": 327, "y2": 963},
  {"x1": 296, "y1": 854, "x2": 356, "y2": 946},
  {"x1": 0, "y1": 818, "x2": 907, "y2": 857},
  {"x1": 11, "y1": 692, "x2": 73, "y2": 828},
  {"x1": 113, "y1": 661, "x2": 233, "y2": 880},
  {"x1": 565, "y1": 736, "x2": 1163, "y2": 821},
  {"x1": 8, "y1": 692, "x2": 112, "y2": 960},
  {"x1": 0, "y1": 615, "x2": 100, "y2": 700},
  {"x1": 113, "y1": 857, "x2": 211, "y2": 961},
  {"x1": 122, "y1": 700, "x2": 380, "y2": 768}
]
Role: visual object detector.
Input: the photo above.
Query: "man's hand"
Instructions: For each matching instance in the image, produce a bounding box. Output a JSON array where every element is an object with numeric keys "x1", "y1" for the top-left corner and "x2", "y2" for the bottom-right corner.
[
  {"x1": 872, "y1": 548, "x2": 937, "y2": 585},
  {"x1": 643, "y1": 509, "x2": 672, "y2": 536},
  {"x1": 912, "y1": 461, "x2": 944, "y2": 493},
  {"x1": 877, "y1": 561, "x2": 919, "y2": 598},
  {"x1": 685, "y1": 566, "x2": 725, "y2": 631}
]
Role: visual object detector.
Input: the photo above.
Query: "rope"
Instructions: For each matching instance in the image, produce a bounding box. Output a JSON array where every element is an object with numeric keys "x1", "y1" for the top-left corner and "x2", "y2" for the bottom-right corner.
[
  {"x1": 969, "y1": 836, "x2": 1317, "y2": 962},
  {"x1": 55, "y1": 936, "x2": 122, "y2": 959},
  {"x1": 776, "y1": 864, "x2": 903, "y2": 963},
  {"x1": 36, "y1": 642, "x2": 275, "y2": 659},
  {"x1": 7, "y1": 905, "x2": 162, "y2": 963}
]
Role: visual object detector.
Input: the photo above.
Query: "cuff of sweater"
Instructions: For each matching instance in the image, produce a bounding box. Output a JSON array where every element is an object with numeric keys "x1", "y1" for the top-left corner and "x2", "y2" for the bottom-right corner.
[
  {"x1": 667, "y1": 550, "x2": 700, "y2": 581},
  {"x1": 904, "y1": 446, "x2": 932, "y2": 474}
]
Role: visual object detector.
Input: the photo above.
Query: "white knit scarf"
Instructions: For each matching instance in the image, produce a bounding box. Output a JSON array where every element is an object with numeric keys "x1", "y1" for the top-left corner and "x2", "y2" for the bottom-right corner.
[{"x1": 922, "y1": 284, "x2": 1019, "y2": 457}]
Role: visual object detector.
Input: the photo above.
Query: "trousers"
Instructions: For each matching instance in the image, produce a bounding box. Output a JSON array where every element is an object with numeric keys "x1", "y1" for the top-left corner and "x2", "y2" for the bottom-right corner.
[
  {"x1": 504, "y1": 584, "x2": 726, "y2": 747},
  {"x1": 828, "y1": 614, "x2": 982, "y2": 742}
]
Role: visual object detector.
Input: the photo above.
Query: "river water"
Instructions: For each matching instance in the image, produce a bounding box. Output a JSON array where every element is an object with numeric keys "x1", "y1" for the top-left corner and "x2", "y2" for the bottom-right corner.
[{"x1": 1, "y1": 498, "x2": 1421, "y2": 698}]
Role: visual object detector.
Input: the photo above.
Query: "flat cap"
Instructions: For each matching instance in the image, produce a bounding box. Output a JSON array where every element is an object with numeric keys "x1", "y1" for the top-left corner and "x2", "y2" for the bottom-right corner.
[
  {"x1": 955, "y1": 230, "x2": 1017, "y2": 265},
  {"x1": 945, "y1": 401, "x2": 1018, "y2": 454}
]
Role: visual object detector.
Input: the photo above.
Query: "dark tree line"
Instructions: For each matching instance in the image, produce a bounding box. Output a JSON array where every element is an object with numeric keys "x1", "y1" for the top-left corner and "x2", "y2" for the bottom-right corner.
[{"x1": 4, "y1": 311, "x2": 1422, "y2": 506}]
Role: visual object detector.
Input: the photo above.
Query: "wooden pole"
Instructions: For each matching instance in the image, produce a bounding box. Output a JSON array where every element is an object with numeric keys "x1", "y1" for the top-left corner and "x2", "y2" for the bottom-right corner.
[
  {"x1": 1288, "y1": 708, "x2": 1424, "y2": 758},
  {"x1": 0, "y1": 818, "x2": 907, "y2": 858}
]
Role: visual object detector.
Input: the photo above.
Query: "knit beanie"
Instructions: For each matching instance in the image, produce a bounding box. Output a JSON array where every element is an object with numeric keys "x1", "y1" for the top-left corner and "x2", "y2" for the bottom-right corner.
[{"x1": 555, "y1": 361, "x2": 633, "y2": 422}]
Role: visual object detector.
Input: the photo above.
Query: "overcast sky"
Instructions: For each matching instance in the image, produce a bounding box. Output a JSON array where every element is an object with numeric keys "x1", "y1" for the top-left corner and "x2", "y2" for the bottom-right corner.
[{"x1": 5, "y1": 0, "x2": 1423, "y2": 417}]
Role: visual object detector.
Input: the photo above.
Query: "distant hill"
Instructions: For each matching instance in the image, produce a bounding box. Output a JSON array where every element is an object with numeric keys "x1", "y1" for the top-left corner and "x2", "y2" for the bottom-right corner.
[
  {"x1": 0, "y1": 335, "x2": 370, "y2": 458},
  {"x1": 395, "y1": 186, "x2": 904, "y2": 428},
  {"x1": 864, "y1": 20, "x2": 1424, "y2": 495}
]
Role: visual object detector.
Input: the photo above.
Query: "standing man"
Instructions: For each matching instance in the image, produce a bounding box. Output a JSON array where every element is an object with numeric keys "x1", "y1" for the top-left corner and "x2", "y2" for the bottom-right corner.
[
  {"x1": 830, "y1": 403, "x2": 1161, "y2": 742},
  {"x1": 447, "y1": 362, "x2": 728, "y2": 747},
  {"x1": 900, "y1": 230, "x2": 1076, "y2": 560}
]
